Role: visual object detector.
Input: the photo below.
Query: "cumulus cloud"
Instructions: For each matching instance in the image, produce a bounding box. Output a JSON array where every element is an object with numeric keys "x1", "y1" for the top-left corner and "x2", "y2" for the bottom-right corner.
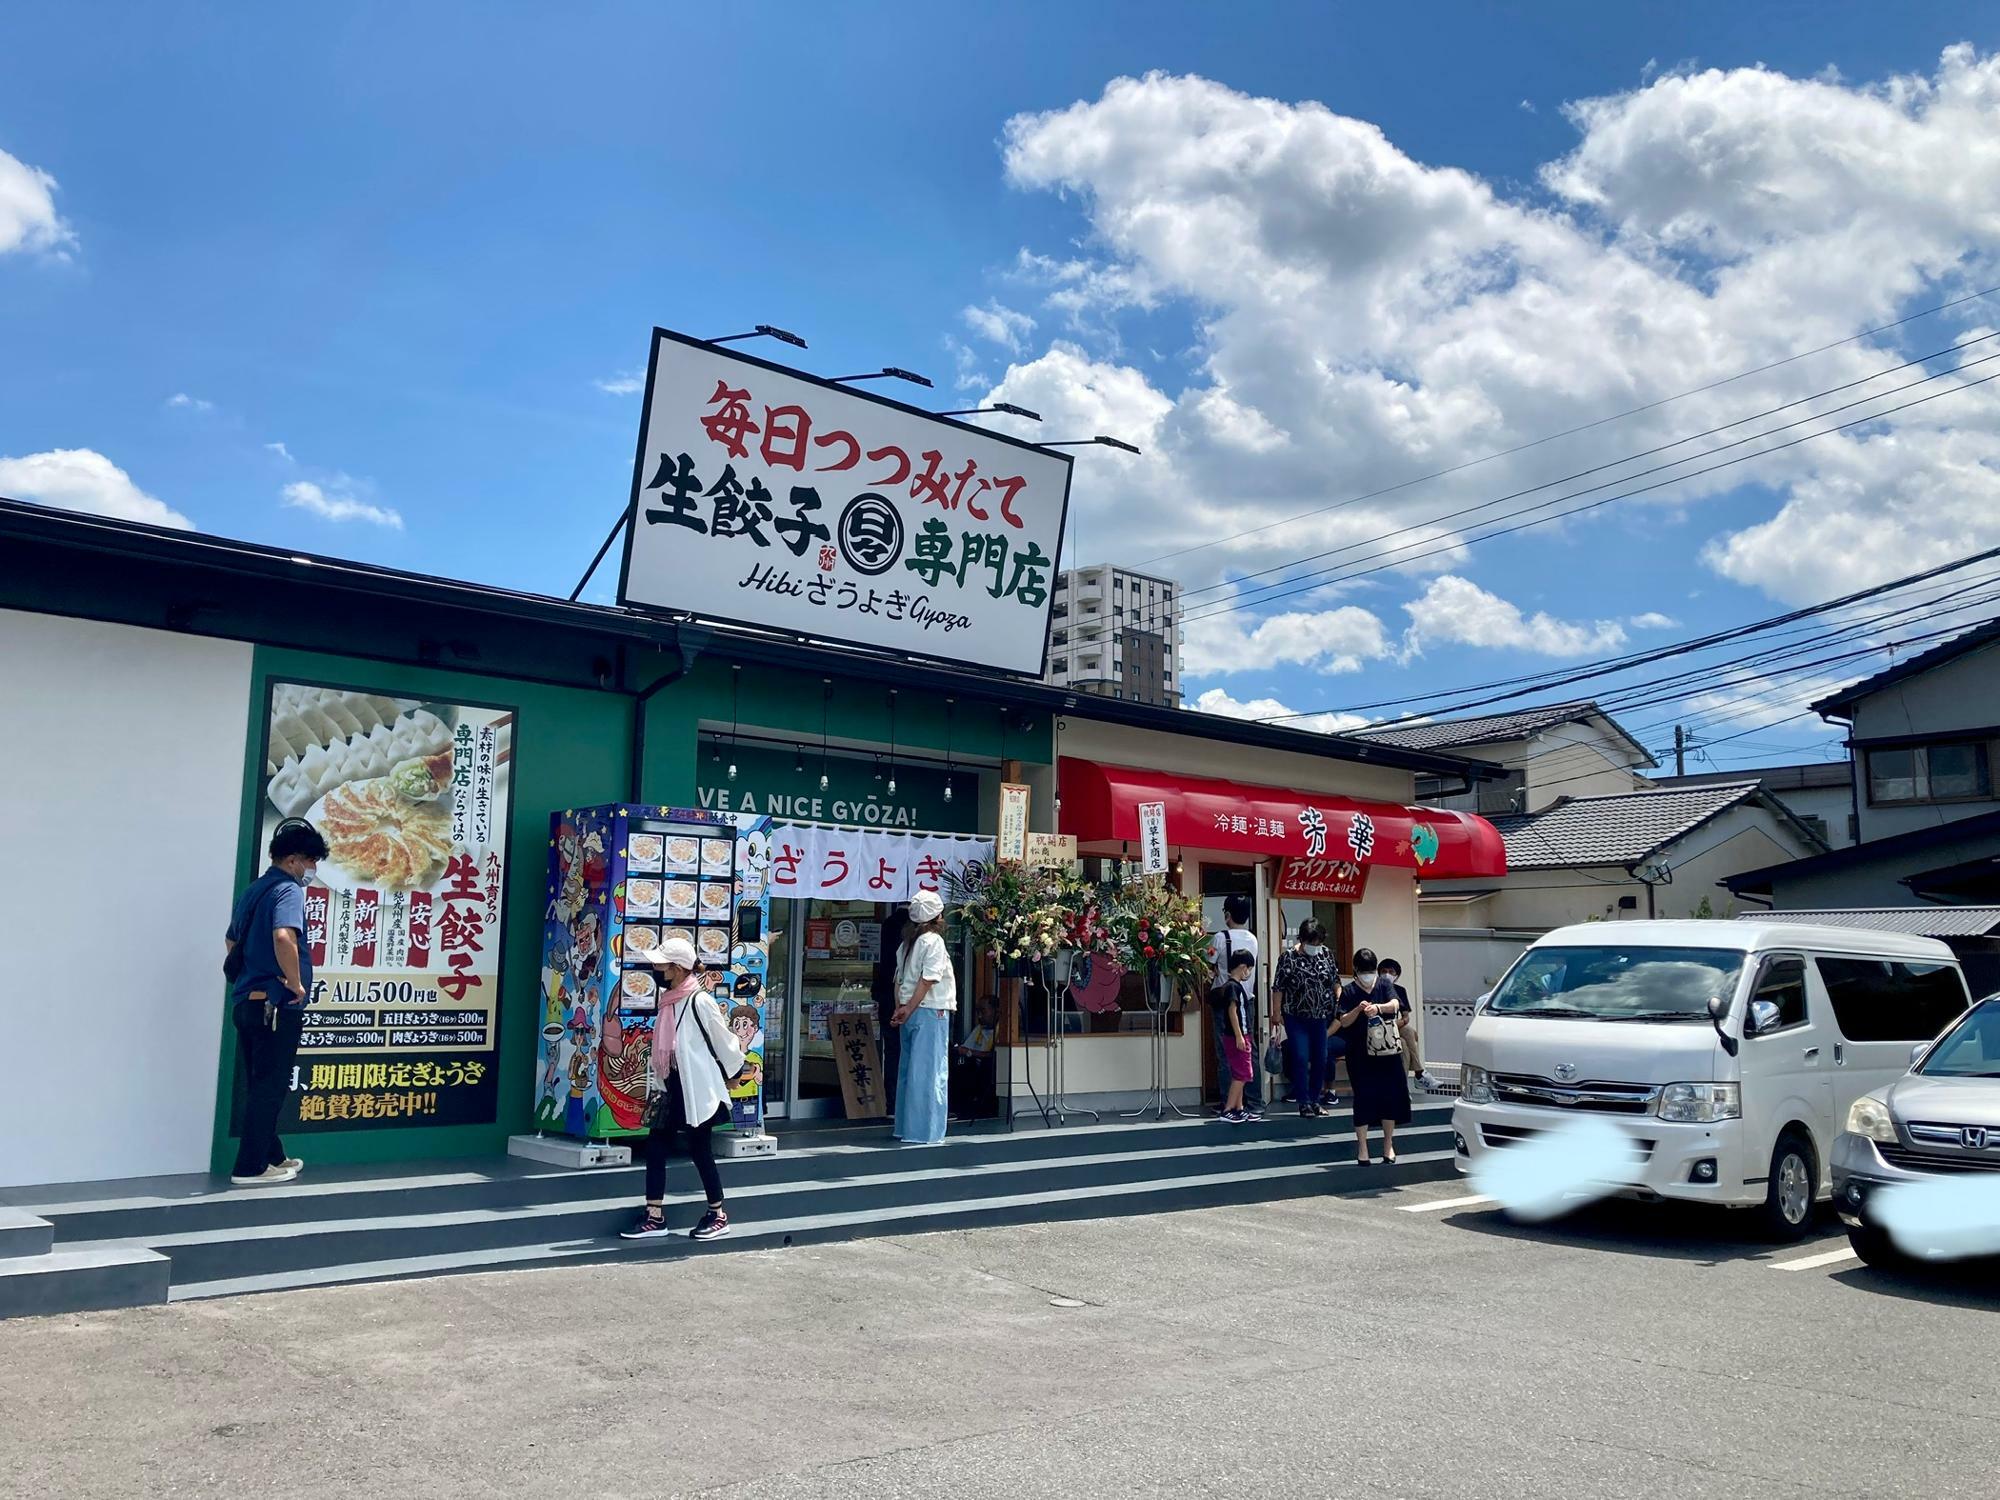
[
  {"x1": 0, "y1": 146, "x2": 74, "y2": 257},
  {"x1": 1183, "y1": 600, "x2": 1389, "y2": 676},
  {"x1": 962, "y1": 300, "x2": 1036, "y2": 352},
  {"x1": 165, "y1": 393, "x2": 215, "y2": 413},
  {"x1": 1191, "y1": 686, "x2": 1371, "y2": 735},
  {"x1": 0, "y1": 448, "x2": 190, "y2": 528},
  {"x1": 265, "y1": 441, "x2": 294, "y2": 462},
  {"x1": 1402, "y1": 575, "x2": 1627, "y2": 657},
  {"x1": 978, "y1": 49, "x2": 2000, "y2": 669},
  {"x1": 281, "y1": 480, "x2": 403, "y2": 529},
  {"x1": 1631, "y1": 611, "x2": 1679, "y2": 629},
  {"x1": 595, "y1": 370, "x2": 645, "y2": 395}
]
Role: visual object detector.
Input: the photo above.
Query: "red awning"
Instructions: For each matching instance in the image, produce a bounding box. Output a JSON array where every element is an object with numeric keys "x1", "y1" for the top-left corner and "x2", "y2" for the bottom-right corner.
[{"x1": 1058, "y1": 758, "x2": 1508, "y2": 879}]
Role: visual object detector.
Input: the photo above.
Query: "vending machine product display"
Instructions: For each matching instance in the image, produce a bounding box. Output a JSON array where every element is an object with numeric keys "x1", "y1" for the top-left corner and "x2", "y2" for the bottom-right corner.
[{"x1": 535, "y1": 804, "x2": 773, "y2": 1139}]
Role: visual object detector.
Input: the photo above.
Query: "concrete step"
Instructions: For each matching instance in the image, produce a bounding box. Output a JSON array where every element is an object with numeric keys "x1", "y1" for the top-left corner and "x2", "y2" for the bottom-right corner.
[
  {"x1": 0, "y1": 1245, "x2": 169, "y2": 1321},
  {"x1": 0, "y1": 1208, "x2": 56, "y2": 1260}
]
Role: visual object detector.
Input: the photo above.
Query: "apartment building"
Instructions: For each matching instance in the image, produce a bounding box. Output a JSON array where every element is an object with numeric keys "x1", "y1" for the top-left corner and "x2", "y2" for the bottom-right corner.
[{"x1": 1044, "y1": 564, "x2": 1184, "y2": 706}]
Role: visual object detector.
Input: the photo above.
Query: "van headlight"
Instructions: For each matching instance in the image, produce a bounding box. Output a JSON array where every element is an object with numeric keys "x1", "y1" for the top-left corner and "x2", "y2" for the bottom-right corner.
[
  {"x1": 1845, "y1": 1095, "x2": 1897, "y2": 1143},
  {"x1": 1461, "y1": 1065, "x2": 1495, "y2": 1104},
  {"x1": 1659, "y1": 1082, "x2": 1741, "y2": 1123}
]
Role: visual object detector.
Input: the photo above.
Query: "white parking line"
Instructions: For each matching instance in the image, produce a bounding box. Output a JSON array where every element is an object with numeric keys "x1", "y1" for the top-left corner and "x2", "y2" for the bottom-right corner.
[
  {"x1": 1769, "y1": 1245, "x2": 1859, "y2": 1272},
  {"x1": 1398, "y1": 1193, "x2": 1495, "y2": 1214}
]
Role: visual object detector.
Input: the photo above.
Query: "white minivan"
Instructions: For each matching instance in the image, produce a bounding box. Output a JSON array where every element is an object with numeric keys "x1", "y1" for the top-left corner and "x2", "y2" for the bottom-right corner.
[{"x1": 1453, "y1": 921, "x2": 1972, "y2": 1238}]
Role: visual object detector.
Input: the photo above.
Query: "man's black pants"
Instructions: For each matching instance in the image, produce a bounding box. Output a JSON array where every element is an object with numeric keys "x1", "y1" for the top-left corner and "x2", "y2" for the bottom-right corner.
[{"x1": 233, "y1": 996, "x2": 304, "y2": 1177}]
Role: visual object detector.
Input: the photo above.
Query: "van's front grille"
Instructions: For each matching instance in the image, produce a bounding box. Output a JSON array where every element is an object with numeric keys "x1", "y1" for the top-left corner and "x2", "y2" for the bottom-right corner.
[
  {"x1": 1491, "y1": 1074, "x2": 1660, "y2": 1114},
  {"x1": 1481, "y1": 1123, "x2": 1656, "y2": 1162}
]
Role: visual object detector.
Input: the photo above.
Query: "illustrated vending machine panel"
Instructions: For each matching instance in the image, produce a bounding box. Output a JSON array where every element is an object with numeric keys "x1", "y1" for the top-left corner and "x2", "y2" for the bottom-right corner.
[{"x1": 536, "y1": 805, "x2": 771, "y2": 1139}]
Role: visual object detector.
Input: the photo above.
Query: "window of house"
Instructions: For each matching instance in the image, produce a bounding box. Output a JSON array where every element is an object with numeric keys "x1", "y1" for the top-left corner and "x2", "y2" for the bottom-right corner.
[
  {"x1": 1816, "y1": 957, "x2": 1970, "y2": 1042},
  {"x1": 1867, "y1": 742, "x2": 1993, "y2": 805}
]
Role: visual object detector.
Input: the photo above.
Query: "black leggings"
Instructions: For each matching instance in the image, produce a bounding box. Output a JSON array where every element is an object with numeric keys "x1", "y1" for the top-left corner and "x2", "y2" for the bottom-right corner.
[{"x1": 644, "y1": 1070, "x2": 724, "y2": 1207}]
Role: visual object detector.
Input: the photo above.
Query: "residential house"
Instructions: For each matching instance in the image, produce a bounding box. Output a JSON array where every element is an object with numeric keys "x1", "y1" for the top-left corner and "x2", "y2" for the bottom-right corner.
[
  {"x1": 1357, "y1": 700, "x2": 1655, "y2": 815},
  {"x1": 1725, "y1": 618, "x2": 2000, "y2": 911},
  {"x1": 1649, "y1": 761, "x2": 1856, "y2": 849}
]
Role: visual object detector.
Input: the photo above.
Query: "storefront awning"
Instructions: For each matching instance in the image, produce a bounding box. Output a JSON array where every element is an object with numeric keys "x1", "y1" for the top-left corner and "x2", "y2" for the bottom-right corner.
[{"x1": 1058, "y1": 758, "x2": 1508, "y2": 879}]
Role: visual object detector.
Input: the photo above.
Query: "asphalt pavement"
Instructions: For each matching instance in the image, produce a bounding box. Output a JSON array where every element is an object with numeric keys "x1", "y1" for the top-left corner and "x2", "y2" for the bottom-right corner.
[{"x1": 2, "y1": 1183, "x2": 1994, "y2": 1498}]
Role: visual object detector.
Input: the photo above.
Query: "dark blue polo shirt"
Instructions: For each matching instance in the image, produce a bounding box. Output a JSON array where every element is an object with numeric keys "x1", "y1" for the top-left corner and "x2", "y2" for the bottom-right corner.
[{"x1": 229, "y1": 867, "x2": 313, "y2": 1006}]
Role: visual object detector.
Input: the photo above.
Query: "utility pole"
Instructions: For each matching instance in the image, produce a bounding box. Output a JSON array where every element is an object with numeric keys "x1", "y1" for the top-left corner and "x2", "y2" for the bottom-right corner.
[{"x1": 1674, "y1": 724, "x2": 1686, "y2": 776}]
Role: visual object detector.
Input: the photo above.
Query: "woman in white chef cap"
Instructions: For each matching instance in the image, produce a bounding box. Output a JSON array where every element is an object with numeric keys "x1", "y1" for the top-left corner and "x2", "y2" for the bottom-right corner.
[
  {"x1": 891, "y1": 888, "x2": 957, "y2": 1145},
  {"x1": 616, "y1": 936, "x2": 744, "y2": 1242}
]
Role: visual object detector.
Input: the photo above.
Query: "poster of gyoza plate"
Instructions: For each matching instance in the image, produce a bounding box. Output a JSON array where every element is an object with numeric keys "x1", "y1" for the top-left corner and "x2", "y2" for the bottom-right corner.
[
  {"x1": 251, "y1": 681, "x2": 515, "y2": 1132},
  {"x1": 618, "y1": 328, "x2": 1073, "y2": 677}
]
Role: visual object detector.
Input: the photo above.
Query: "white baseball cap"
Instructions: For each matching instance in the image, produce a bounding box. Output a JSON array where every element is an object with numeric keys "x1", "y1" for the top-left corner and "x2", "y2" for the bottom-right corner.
[
  {"x1": 908, "y1": 889, "x2": 945, "y2": 923},
  {"x1": 636, "y1": 936, "x2": 698, "y2": 970}
]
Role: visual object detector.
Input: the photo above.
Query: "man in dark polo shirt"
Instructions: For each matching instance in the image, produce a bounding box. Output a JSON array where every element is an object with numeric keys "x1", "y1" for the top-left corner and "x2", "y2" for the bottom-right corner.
[{"x1": 224, "y1": 819, "x2": 329, "y2": 1185}]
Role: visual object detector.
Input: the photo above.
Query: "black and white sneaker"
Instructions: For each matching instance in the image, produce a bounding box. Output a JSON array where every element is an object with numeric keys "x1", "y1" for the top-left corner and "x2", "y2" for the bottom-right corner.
[
  {"x1": 690, "y1": 1208, "x2": 731, "y2": 1242},
  {"x1": 619, "y1": 1211, "x2": 674, "y2": 1241}
]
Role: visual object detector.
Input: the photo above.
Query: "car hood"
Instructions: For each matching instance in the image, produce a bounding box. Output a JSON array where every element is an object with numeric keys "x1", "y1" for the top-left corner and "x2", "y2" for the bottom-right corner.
[
  {"x1": 1885, "y1": 1074, "x2": 2000, "y2": 1128},
  {"x1": 1464, "y1": 1014, "x2": 1720, "y2": 1086}
]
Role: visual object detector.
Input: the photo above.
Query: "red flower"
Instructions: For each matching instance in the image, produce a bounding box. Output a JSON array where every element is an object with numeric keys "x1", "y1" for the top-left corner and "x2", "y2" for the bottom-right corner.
[{"x1": 1144, "y1": 945, "x2": 1157, "y2": 958}]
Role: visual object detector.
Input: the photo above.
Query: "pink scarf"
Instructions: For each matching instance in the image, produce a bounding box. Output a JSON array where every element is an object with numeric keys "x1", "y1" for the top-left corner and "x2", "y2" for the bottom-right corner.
[{"x1": 651, "y1": 974, "x2": 701, "y2": 1081}]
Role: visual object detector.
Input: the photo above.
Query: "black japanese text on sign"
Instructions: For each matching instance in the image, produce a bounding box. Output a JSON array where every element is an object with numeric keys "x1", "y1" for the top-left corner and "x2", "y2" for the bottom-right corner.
[{"x1": 619, "y1": 330, "x2": 1073, "y2": 677}]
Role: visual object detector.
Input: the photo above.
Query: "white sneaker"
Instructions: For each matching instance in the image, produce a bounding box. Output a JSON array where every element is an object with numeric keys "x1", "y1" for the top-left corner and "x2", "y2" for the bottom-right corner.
[
  {"x1": 230, "y1": 1164, "x2": 299, "y2": 1187},
  {"x1": 279, "y1": 1157, "x2": 304, "y2": 1173}
]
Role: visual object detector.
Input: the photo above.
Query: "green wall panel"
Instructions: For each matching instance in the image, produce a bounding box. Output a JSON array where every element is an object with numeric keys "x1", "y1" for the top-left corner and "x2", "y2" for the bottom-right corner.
[{"x1": 212, "y1": 646, "x2": 632, "y2": 1171}]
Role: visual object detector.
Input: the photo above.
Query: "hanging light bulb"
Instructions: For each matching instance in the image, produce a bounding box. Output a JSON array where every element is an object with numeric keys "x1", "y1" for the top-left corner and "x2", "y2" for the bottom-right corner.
[
  {"x1": 944, "y1": 778, "x2": 953, "y2": 804},
  {"x1": 886, "y1": 770, "x2": 897, "y2": 796},
  {"x1": 727, "y1": 758, "x2": 738, "y2": 782},
  {"x1": 819, "y1": 769, "x2": 831, "y2": 792}
]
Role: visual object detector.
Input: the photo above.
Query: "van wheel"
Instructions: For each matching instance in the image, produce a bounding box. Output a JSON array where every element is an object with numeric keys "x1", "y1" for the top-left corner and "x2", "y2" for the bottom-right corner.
[{"x1": 1758, "y1": 1133, "x2": 1817, "y2": 1241}]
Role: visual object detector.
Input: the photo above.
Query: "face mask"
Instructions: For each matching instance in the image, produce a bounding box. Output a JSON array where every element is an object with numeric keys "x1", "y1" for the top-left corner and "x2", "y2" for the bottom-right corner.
[
  {"x1": 1302, "y1": 944, "x2": 1325, "y2": 956},
  {"x1": 1354, "y1": 971, "x2": 1378, "y2": 989},
  {"x1": 298, "y1": 863, "x2": 318, "y2": 886}
]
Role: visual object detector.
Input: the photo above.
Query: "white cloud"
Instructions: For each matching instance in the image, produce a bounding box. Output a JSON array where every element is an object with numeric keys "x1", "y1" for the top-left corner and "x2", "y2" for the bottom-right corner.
[
  {"x1": 165, "y1": 393, "x2": 215, "y2": 413},
  {"x1": 0, "y1": 448, "x2": 190, "y2": 528},
  {"x1": 1402, "y1": 575, "x2": 1627, "y2": 657},
  {"x1": 1631, "y1": 611, "x2": 1679, "y2": 629},
  {"x1": 0, "y1": 146, "x2": 74, "y2": 257},
  {"x1": 962, "y1": 300, "x2": 1037, "y2": 352},
  {"x1": 1183, "y1": 600, "x2": 1389, "y2": 676},
  {"x1": 265, "y1": 441, "x2": 294, "y2": 462},
  {"x1": 1191, "y1": 687, "x2": 1371, "y2": 735},
  {"x1": 595, "y1": 371, "x2": 645, "y2": 396},
  {"x1": 980, "y1": 54, "x2": 2000, "y2": 637},
  {"x1": 281, "y1": 480, "x2": 403, "y2": 529}
]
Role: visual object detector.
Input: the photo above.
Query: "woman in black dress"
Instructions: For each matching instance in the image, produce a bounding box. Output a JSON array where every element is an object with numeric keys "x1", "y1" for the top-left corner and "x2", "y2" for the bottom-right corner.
[{"x1": 1335, "y1": 947, "x2": 1412, "y2": 1164}]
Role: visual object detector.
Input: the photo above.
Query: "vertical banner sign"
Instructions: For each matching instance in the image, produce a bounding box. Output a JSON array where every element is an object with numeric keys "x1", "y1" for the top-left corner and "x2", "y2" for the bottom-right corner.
[
  {"x1": 254, "y1": 682, "x2": 514, "y2": 1132},
  {"x1": 1138, "y1": 800, "x2": 1168, "y2": 875},
  {"x1": 618, "y1": 329, "x2": 1075, "y2": 677},
  {"x1": 829, "y1": 1009, "x2": 887, "y2": 1120},
  {"x1": 997, "y1": 782, "x2": 1031, "y2": 862}
]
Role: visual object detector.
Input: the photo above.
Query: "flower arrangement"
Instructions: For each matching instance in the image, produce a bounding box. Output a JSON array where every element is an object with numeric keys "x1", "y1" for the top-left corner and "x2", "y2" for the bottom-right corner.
[
  {"x1": 1105, "y1": 877, "x2": 1212, "y2": 997},
  {"x1": 947, "y1": 860, "x2": 1079, "y2": 966}
]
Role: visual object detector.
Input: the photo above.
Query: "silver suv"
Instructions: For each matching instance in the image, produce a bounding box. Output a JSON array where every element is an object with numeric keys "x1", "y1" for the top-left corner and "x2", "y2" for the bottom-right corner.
[{"x1": 1832, "y1": 992, "x2": 2000, "y2": 1266}]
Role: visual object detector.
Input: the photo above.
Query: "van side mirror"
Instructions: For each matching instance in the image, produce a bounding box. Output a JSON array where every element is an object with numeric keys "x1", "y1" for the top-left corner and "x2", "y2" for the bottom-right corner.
[{"x1": 1707, "y1": 995, "x2": 1739, "y2": 1058}]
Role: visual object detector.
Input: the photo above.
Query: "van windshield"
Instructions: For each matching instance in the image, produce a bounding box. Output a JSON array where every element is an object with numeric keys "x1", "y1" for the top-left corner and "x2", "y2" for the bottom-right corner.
[
  {"x1": 1487, "y1": 945, "x2": 1744, "y2": 1022},
  {"x1": 1917, "y1": 996, "x2": 2000, "y2": 1077}
]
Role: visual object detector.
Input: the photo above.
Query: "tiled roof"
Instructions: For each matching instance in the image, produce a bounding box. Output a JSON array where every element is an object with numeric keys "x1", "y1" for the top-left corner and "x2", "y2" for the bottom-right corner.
[
  {"x1": 1494, "y1": 782, "x2": 1764, "y2": 869},
  {"x1": 1811, "y1": 618, "x2": 2000, "y2": 718},
  {"x1": 1740, "y1": 907, "x2": 2000, "y2": 938},
  {"x1": 1354, "y1": 700, "x2": 1604, "y2": 752}
]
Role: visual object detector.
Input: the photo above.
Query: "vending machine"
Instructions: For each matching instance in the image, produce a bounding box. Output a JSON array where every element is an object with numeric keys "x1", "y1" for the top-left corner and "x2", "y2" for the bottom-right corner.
[{"x1": 535, "y1": 804, "x2": 773, "y2": 1140}]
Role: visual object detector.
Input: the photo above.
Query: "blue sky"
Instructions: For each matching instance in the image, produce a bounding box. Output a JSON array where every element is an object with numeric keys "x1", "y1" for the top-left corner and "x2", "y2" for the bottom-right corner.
[{"x1": 6, "y1": 2, "x2": 2000, "y2": 772}]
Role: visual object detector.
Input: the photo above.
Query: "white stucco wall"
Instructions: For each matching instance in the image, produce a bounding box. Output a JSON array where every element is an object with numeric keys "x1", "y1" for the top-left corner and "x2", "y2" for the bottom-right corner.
[{"x1": 0, "y1": 610, "x2": 253, "y2": 1187}]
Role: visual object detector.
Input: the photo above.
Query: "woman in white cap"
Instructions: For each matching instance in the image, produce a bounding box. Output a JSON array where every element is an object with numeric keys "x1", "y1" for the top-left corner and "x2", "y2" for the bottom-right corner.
[
  {"x1": 616, "y1": 936, "x2": 744, "y2": 1242},
  {"x1": 891, "y1": 888, "x2": 956, "y2": 1144}
]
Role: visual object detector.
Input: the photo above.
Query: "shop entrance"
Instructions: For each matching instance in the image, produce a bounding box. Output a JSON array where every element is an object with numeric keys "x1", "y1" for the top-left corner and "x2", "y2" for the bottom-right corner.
[{"x1": 767, "y1": 897, "x2": 896, "y2": 1119}]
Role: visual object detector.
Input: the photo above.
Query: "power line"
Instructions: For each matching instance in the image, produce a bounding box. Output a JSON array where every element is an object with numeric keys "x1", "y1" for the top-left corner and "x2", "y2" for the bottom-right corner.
[
  {"x1": 1134, "y1": 280, "x2": 2000, "y2": 573},
  {"x1": 1170, "y1": 328, "x2": 2000, "y2": 618},
  {"x1": 1181, "y1": 353, "x2": 2000, "y2": 630}
]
